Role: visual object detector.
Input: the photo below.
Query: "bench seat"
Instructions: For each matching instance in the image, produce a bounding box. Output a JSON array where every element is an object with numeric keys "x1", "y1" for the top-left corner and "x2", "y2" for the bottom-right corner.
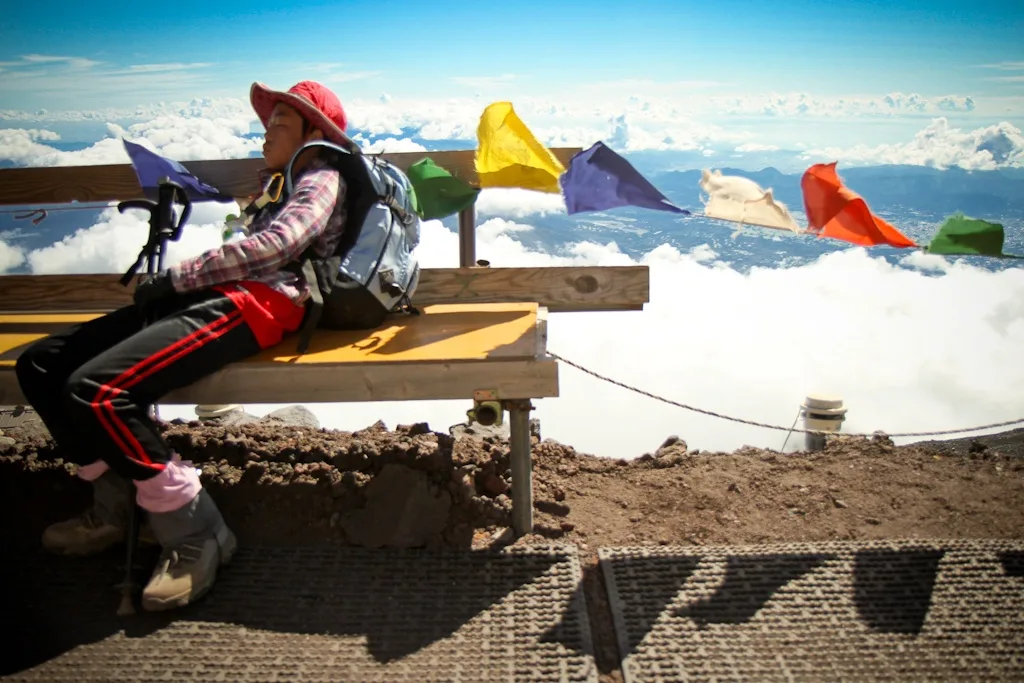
[{"x1": 0, "y1": 303, "x2": 558, "y2": 405}]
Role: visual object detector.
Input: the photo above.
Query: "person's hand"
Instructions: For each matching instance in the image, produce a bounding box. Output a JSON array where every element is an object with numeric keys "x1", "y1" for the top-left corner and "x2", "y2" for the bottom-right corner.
[{"x1": 133, "y1": 270, "x2": 175, "y2": 312}]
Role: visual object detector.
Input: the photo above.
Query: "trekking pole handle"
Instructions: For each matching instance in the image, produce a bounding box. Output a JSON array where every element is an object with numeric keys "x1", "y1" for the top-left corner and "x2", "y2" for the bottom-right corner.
[
  {"x1": 172, "y1": 186, "x2": 191, "y2": 240},
  {"x1": 117, "y1": 199, "x2": 156, "y2": 215},
  {"x1": 156, "y1": 181, "x2": 192, "y2": 241}
]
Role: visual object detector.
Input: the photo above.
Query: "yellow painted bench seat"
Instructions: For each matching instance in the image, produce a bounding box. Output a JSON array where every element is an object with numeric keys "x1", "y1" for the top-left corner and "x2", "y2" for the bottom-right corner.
[{"x1": 0, "y1": 303, "x2": 558, "y2": 405}]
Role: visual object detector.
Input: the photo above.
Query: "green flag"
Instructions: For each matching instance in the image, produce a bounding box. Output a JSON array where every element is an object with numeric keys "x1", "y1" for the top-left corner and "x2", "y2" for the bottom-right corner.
[
  {"x1": 406, "y1": 157, "x2": 480, "y2": 220},
  {"x1": 926, "y1": 213, "x2": 1022, "y2": 258}
]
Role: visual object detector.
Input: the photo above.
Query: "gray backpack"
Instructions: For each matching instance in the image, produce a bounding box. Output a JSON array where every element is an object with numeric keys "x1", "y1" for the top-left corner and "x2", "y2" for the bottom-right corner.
[{"x1": 283, "y1": 140, "x2": 421, "y2": 353}]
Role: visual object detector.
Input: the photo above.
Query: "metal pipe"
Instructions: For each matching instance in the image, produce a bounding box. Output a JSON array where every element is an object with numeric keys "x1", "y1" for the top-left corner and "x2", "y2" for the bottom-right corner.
[
  {"x1": 509, "y1": 401, "x2": 533, "y2": 537},
  {"x1": 458, "y1": 205, "x2": 476, "y2": 268},
  {"x1": 802, "y1": 394, "x2": 847, "y2": 452}
]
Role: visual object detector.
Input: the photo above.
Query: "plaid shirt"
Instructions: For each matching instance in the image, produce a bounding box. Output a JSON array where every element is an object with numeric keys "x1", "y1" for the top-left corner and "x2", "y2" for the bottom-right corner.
[{"x1": 169, "y1": 157, "x2": 347, "y2": 305}]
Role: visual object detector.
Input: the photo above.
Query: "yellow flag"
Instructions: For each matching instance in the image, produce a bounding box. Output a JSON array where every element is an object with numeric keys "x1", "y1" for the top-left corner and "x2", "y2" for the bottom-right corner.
[{"x1": 475, "y1": 102, "x2": 565, "y2": 194}]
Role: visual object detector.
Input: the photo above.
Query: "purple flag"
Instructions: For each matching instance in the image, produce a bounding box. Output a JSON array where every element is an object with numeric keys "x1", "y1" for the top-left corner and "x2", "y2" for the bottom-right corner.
[
  {"x1": 122, "y1": 139, "x2": 231, "y2": 202},
  {"x1": 560, "y1": 141, "x2": 690, "y2": 215}
]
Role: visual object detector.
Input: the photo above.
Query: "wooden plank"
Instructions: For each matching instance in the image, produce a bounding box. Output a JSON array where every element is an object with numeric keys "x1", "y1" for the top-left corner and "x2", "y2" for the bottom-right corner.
[
  {"x1": 0, "y1": 358, "x2": 559, "y2": 405},
  {"x1": 0, "y1": 148, "x2": 581, "y2": 206},
  {"x1": 0, "y1": 266, "x2": 650, "y2": 313},
  {"x1": 253, "y1": 303, "x2": 539, "y2": 363},
  {"x1": 0, "y1": 303, "x2": 541, "y2": 365},
  {"x1": 412, "y1": 266, "x2": 650, "y2": 312}
]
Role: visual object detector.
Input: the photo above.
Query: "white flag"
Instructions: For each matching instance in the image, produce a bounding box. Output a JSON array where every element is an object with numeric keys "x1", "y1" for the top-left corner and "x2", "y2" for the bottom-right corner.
[{"x1": 699, "y1": 169, "x2": 802, "y2": 234}]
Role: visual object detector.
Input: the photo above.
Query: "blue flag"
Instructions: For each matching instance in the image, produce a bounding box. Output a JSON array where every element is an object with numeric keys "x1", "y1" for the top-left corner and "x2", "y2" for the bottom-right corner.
[
  {"x1": 560, "y1": 141, "x2": 690, "y2": 215},
  {"x1": 122, "y1": 139, "x2": 231, "y2": 202}
]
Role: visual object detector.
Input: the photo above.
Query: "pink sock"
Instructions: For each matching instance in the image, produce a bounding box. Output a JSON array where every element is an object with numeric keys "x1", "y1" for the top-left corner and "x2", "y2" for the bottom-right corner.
[
  {"x1": 77, "y1": 460, "x2": 110, "y2": 482},
  {"x1": 134, "y1": 456, "x2": 202, "y2": 513}
]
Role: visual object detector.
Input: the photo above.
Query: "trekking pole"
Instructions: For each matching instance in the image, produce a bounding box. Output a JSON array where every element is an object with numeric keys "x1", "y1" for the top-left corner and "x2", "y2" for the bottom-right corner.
[{"x1": 114, "y1": 179, "x2": 191, "y2": 616}]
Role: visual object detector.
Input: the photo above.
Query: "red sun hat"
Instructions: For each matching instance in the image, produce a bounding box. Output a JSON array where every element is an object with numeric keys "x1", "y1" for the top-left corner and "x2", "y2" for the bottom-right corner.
[{"x1": 250, "y1": 80, "x2": 358, "y2": 153}]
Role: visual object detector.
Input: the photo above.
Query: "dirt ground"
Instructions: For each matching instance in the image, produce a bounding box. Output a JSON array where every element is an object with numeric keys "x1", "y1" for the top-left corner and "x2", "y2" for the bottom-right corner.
[{"x1": 2, "y1": 413, "x2": 1023, "y2": 682}]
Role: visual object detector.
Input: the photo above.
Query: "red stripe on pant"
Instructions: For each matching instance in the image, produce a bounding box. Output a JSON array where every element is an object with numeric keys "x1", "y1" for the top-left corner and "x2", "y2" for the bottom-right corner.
[{"x1": 90, "y1": 310, "x2": 245, "y2": 469}]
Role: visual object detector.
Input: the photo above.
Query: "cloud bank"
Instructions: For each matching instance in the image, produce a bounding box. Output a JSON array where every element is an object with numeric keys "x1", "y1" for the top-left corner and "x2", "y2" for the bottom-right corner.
[
  {"x1": 5, "y1": 207, "x2": 1021, "y2": 459},
  {"x1": 804, "y1": 118, "x2": 1024, "y2": 170},
  {"x1": 1, "y1": 101, "x2": 1022, "y2": 460}
]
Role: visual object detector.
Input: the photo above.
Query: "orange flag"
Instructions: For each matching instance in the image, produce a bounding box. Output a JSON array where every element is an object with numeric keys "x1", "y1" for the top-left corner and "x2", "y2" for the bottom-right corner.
[{"x1": 801, "y1": 162, "x2": 916, "y2": 248}]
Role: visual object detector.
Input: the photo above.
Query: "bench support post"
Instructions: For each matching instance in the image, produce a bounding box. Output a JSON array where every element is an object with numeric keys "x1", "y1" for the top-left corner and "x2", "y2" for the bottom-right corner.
[
  {"x1": 508, "y1": 399, "x2": 534, "y2": 537},
  {"x1": 458, "y1": 205, "x2": 476, "y2": 267}
]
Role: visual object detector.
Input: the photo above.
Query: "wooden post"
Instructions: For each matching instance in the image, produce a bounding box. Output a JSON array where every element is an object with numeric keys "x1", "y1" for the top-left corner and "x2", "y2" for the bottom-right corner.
[
  {"x1": 508, "y1": 400, "x2": 534, "y2": 537},
  {"x1": 458, "y1": 204, "x2": 476, "y2": 267}
]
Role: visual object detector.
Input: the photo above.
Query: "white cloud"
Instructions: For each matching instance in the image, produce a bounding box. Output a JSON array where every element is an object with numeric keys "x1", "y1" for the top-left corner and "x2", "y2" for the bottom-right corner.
[
  {"x1": 26, "y1": 201, "x2": 231, "y2": 274},
  {"x1": 146, "y1": 216, "x2": 1024, "y2": 458},
  {"x1": 108, "y1": 114, "x2": 260, "y2": 161},
  {"x1": 18, "y1": 196, "x2": 1024, "y2": 458},
  {"x1": 979, "y1": 61, "x2": 1024, "y2": 71},
  {"x1": 0, "y1": 96, "x2": 253, "y2": 123},
  {"x1": 936, "y1": 96, "x2": 976, "y2": 112},
  {"x1": 899, "y1": 251, "x2": 952, "y2": 273},
  {"x1": 0, "y1": 86, "x2": 1004, "y2": 163},
  {"x1": 0, "y1": 128, "x2": 63, "y2": 165},
  {"x1": 0, "y1": 54, "x2": 225, "y2": 106},
  {"x1": 735, "y1": 142, "x2": 780, "y2": 153},
  {"x1": 294, "y1": 95, "x2": 747, "y2": 153},
  {"x1": 359, "y1": 137, "x2": 426, "y2": 154},
  {"x1": 20, "y1": 54, "x2": 101, "y2": 69},
  {"x1": 0, "y1": 240, "x2": 26, "y2": 273},
  {"x1": 802, "y1": 118, "x2": 1024, "y2": 170},
  {"x1": 0, "y1": 109, "x2": 260, "y2": 166},
  {"x1": 882, "y1": 92, "x2": 928, "y2": 112},
  {"x1": 604, "y1": 113, "x2": 733, "y2": 152},
  {"x1": 713, "y1": 91, "x2": 982, "y2": 118},
  {"x1": 475, "y1": 188, "x2": 567, "y2": 218},
  {"x1": 980, "y1": 62, "x2": 1024, "y2": 81},
  {"x1": 117, "y1": 63, "x2": 214, "y2": 74}
]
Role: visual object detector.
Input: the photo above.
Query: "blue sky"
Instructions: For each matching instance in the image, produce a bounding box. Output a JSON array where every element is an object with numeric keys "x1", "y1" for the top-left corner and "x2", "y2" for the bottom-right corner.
[
  {"x1": 2, "y1": 0, "x2": 1023, "y2": 107},
  {"x1": 1, "y1": 0, "x2": 1022, "y2": 162}
]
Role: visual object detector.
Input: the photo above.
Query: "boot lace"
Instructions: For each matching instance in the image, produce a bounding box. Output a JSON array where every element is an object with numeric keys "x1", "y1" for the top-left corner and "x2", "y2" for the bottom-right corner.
[
  {"x1": 78, "y1": 508, "x2": 106, "y2": 529},
  {"x1": 155, "y1": 543, "x2": 205, "y2": 574}
]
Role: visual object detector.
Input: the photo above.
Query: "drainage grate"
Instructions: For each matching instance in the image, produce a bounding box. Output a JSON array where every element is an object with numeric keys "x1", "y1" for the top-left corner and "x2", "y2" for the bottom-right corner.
[
  {"x1": 600, "y1": 539, "x2": 1024, "y2": 683},
  {"x1": 4, "y1": 543, "x2": 596, "y2": 682}
]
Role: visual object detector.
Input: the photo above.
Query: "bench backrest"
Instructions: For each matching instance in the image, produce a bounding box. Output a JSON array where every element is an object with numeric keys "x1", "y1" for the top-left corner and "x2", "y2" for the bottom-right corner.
[
  {"x1": 0, "y1": 148, "x2": 650, "y2": 313},
  {"x1": 0, "y1": 149, "x2": 580, "y2": 205}
]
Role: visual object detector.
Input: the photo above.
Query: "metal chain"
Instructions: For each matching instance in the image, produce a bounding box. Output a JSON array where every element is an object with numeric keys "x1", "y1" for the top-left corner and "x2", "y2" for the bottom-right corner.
[
  {"x1": 548, "y1": 351, "x2": 1024, "y2": 438},
  {"x1": 8, "y1": 354, "x2": 1024, "y2": 440}
]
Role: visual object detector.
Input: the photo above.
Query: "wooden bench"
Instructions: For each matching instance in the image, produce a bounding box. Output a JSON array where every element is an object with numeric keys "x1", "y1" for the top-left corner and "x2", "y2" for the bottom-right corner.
[{"x1": 0, "y1": 148, "x2": 651, "y2": 536}]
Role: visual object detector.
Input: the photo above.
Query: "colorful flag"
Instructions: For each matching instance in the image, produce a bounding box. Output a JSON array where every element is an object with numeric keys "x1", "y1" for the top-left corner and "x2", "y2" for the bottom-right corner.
[
  {"x1": 699, "y1": 169, "x2": 800, "y2": 232},
  {"x1": 406, "y1": 157, "x2": 480, "y2": 220},
  {"x1": 926, "y1": 213, "x2": 1022, "y2": 258},
  {"x1": 475, "y1": 102, "x2": 565, "y2": 193},
  {"x1": 122, "y1": 139, "x2": 231, "y2": 202},
  {"x1": 561, "y1": 142, "x2": 689, "y2": 215},
  {"x1": 801, "y1": 162, "x2": 916, "y2": 248}
]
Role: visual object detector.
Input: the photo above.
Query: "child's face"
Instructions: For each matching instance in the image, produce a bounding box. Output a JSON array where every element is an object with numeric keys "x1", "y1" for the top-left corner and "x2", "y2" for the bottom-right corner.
[{"x1": 262, "y1": 103, "x2": 308, "y2": 170}]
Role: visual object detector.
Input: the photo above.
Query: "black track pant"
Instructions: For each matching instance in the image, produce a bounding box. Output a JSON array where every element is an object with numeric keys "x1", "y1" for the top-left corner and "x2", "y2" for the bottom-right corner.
[{"x1": 15, "y1": 290, "x2": 263, "y2": 481}]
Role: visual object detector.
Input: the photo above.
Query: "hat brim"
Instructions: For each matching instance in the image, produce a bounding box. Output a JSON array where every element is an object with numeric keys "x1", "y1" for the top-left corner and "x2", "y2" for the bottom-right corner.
[{"x1": 250, "y1": 82, "x2": 359, "y2": 154}]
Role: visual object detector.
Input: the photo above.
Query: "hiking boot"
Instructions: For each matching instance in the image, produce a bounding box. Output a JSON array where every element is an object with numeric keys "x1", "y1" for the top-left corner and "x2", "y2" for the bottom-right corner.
[
  {"x1": 141, "y1": 488, "x2": 237, "y2": 612},
  {"x1": 42, "y1": 469, "x2": 130, "y2": 555}
]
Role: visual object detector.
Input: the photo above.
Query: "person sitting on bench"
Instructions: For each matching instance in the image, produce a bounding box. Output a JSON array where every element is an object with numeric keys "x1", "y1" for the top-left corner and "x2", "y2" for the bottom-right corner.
[{"x1": 15, "y1": 80, "x2": 352, "y2": 612}]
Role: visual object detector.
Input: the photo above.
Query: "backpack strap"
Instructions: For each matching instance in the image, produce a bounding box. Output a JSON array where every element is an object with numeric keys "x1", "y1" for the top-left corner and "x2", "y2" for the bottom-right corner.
[
  {"x1": 242, "y1": 173, "x2": 286, "y2": 218},
  {"x1": 294, "y1": 258, "x2": 322, "y2": 354},
  {"x1": 280, "y1": 141, "x2": 418, "y2": 354},
  {"x1": 281, "y1": 141, "x2": 361, "y2": 354}
]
